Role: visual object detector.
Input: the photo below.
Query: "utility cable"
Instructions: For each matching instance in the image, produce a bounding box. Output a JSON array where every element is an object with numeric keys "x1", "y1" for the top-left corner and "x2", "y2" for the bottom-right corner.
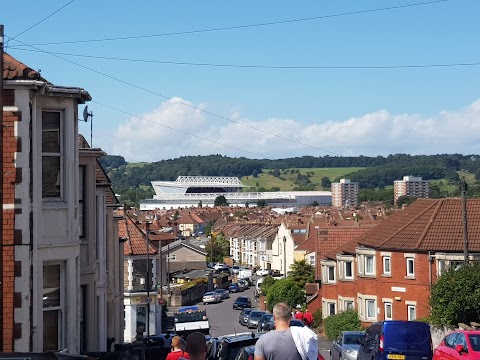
[
  {"x1": 5, "y1": 0, "x2": 77, "y2": 49},
  {"x1": 91, "y1": 100, "x2": 269, "y2": 159},
  {"x1": 7, "y1": 37, "x2": 341, "y2": 156},
  {"x1": 9, "y1": 0, "x2": 449, "y2": 47},
  {"x1": 8, "y1": 47, "x2": 480, "y2": 70}
]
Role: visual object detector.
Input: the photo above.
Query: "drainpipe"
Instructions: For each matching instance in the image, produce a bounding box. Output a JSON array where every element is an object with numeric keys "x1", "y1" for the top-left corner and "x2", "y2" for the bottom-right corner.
[{"x1": 0, "y1": 24, "x2": 4, "y2": 352}]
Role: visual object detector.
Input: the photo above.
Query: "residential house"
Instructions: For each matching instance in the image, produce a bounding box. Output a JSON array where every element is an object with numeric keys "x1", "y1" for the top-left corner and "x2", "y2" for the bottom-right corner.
[
  {"x1": 319, "y1": 199, "x2": 480, "y2": 325},
  {"x1": 271, "y1": 223, "x2": 309, "y2": 275},
  {"x1": 161, "y1": 239, "x2": 207, "y2": 275},
  {"x1": 1, "y1": 53, "x2": 121, "y2": 353}
]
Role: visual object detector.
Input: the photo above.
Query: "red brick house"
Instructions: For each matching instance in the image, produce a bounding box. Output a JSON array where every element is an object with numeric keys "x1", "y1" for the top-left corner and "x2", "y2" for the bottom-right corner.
[{"x1": 319, "y1": 199, "x2": 480, "y2": 326}]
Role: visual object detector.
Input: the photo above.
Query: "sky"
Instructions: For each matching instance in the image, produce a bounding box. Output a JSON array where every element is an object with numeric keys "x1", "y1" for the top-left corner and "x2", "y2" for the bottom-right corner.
[{"x1": 3, "y1": 0, "x2": 480, "y2": 162}]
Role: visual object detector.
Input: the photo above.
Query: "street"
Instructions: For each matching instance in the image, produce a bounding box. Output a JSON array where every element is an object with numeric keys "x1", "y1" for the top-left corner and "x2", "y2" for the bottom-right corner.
[{"x1": 197, "y1": 283, "x2": 259, "y2": 337}]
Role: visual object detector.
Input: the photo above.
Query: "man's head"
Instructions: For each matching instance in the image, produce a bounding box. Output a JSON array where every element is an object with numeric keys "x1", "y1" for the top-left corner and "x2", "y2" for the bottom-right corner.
[
  {"x1": 185, "y1": 332, "x2": 207, "y2": 358},
  {"x1": 273, "y1": 302, "x2": 292, "y2": 324},
  {"x1": 171, "y1": 336, "x2": 183, "y2": 350}
]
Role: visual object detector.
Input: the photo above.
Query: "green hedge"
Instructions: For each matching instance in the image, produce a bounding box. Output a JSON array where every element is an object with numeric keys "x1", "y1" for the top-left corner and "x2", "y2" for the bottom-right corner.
[{"x1": 324, "y1": 310, "x2": 363, "y2": 340}]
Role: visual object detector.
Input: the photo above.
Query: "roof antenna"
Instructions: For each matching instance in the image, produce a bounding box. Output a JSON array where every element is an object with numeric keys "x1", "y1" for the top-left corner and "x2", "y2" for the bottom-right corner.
[{"x1": 82, "y1": 106, "x2": 94, "y2": 147}]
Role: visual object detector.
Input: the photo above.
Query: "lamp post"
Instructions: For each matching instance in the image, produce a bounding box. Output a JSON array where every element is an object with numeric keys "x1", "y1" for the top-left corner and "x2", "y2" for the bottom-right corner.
[{"x1": 283, "y1": 236, "x2": 287, "y2": 278}]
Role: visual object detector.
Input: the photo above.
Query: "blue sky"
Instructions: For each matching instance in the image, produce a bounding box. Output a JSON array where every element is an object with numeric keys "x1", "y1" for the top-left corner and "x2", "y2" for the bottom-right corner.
[{"x1": 4, "y1": 0, "x2": 480, "y2": 162}]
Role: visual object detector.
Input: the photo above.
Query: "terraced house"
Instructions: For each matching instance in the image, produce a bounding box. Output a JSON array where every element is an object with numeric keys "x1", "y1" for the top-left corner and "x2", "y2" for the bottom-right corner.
[
  {"x1": 1, "y1": 53, "x2": 123, "y2": 353},
  {"x1": 319, "y1": 199, "x2": 480, "y2": 325}
]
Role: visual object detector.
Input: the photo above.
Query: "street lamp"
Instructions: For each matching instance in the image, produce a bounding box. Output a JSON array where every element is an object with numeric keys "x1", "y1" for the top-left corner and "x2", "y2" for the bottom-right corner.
[
  {"x1": 283, "y1": 236, "x2": 287, "y2": 278},
  {"x1": 145, "y1": 225, "x2": 151, "y2": 336}
]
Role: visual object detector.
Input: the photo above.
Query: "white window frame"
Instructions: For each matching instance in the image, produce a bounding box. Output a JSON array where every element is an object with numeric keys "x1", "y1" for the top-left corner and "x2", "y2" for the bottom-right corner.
[
  {"x1": 366, "y1": 299, "x2": 376, "y2": 320},
  {"x1": 407, "y1": 304, "x2": 416, "y2": 320},
  {"x1": 327, "y1": 266, "x2": 336, "y2": 283},
  {"x1": 384, "y1": 302, "x2": 393, "y2": 320},
  {"x1": 383, "y1": 256, "x2": 391, "y2": 276},
  {"x1": 365, "y1": 255, "x2": 375, "y2": 276},
  {"x1": 406, "y1": 257, "x2": 415, "y2": 277},
  {"x1": 344, "y1": 261, "x2": 353, "y2": 280},
  {"x1": 328, "y1": 302, "x2": 336, "y2": 316},
  {"x1": 42, "y1": 262, "x2": 65, "y2": 351},
  {"x1": 309, "y1": 255, "x2": 315, "y2": 266},
  {"x1": 42, "y1": 110, "x2": 64, "y2": 200},
  {"x1": 344, "y1": 300, "x2": 354, "y2": 311}
]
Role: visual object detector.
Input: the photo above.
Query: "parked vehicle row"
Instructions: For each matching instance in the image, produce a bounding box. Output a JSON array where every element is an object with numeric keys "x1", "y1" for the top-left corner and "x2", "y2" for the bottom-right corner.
[{"x1": 203, "y1": 288, "x2": 230, "y2": 304}]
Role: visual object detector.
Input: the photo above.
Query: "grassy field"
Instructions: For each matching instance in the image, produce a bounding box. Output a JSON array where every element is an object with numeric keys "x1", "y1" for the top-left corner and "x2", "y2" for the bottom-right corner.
[{"x1": 240, "y1": 167, "x2": 365, "y2": 191}]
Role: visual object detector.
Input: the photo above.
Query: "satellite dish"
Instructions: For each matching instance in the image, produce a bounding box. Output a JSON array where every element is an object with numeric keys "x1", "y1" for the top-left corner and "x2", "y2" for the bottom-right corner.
[{"x1": 82, "y1": 106, "x2": 92, "y2": 122}]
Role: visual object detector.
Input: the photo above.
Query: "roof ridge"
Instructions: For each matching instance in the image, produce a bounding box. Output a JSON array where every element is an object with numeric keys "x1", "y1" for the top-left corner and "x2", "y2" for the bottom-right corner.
[
  {"x1": 414, "y1": 198, "x2": 444, "y2": 250},
  {"x1": 376, "y1": 200, "x2": 440, "y2": 248}
]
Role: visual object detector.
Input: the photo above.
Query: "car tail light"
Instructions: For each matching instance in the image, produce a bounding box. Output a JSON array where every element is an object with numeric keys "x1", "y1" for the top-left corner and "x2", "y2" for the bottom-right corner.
[
  {"x1": 318, "y1": 354, "x2": 325, "y2": 360},
  {"x1": 379, "y1": 334, "x2": 384, "y2": 353},
  {"x1": 248, "y1": 355, "x2": 254, "y2": 360}
]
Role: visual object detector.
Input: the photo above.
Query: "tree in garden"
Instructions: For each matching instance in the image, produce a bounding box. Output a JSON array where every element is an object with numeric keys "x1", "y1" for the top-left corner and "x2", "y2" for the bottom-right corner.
[
  {"x1": 396, "y1": 195, "x2": 415, "y2": 208},
  {"x1": 265, "y1": 277, "x2": 305, "y2": 312},
  {"x1": 257, "y1": 199, "x2": 267, "y2": 208},
  {"x1": 288, "y1": 260, "x2": 315, "y2": 287},
  {"x1": 214, "y1": 195, "x2": 228, "y2": 206},
  {"x1": 475, "y1": 168, "x2": 480, "y2": 181},
  {"x1": 205, "y1": 233, "x2": 230, "y2": 263},
  {"x1": 430, "y1": 263, "x2": 480, "y2": 327}
]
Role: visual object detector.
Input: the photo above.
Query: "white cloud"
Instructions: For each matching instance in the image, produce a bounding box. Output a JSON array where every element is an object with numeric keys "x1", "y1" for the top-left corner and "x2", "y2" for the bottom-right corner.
[{"x1": 107, "y1": 98, "x2": 480, "y2": 162}]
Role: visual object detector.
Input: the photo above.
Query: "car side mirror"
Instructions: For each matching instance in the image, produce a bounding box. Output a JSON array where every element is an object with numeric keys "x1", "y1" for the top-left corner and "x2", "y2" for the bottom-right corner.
[{"x1": 455, "y1": 344, "x2": 465, "y2": 354}]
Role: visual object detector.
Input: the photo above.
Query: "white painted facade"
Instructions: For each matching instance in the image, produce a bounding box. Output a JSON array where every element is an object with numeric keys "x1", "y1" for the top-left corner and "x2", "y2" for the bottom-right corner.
[
  {"x1": 270, "y1": 223, "x2": 296, "y2": 274},
  {"x1": 6, "y1": 74, "x2": 121, "y2": 353}
]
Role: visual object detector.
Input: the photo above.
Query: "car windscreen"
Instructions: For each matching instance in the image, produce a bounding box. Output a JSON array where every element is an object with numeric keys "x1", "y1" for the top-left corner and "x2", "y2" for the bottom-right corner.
[
  {"x1": 468, "y1": 334, "x2": 480, "y2": 351},
  {"x1": 237, "y1": 298, "x2": 249, "y2": 303},
  {"x1": 384, "y1": 323, "x2": 431, "y2": 351},
  {"x1": 343, "y1": 334, "x2": 364, "y2": 345},
  {"x1": 250, "y1": 312, "x2": 263, "y2": 320}
]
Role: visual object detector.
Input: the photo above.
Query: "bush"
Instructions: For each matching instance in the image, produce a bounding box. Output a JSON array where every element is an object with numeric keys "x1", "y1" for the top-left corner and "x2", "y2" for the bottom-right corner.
[
  {"x1": 324, "y1": 310, "x2": 363, "y2": 340},
  {"x1": 311, "y1": 309, "x2": 323, "y2": 330},
  {"x1": 430, "y1": 263, "x2": 480, "y2": 327}
]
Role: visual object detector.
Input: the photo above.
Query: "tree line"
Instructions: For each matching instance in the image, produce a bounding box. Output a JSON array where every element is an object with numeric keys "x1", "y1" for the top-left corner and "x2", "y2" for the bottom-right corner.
[{"x1": 99, "y1": 153, "x2": 480, "y2": 204}]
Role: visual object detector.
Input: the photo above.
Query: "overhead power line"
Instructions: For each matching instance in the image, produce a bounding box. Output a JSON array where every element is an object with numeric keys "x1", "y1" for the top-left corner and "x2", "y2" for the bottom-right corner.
[
  {"x1": 8, "y1": 37, "x2": 341, "y2": 157},
  {"x1": 91, "y1": 100, "x2": 269, "y2": 159},
  {"x1": 9, "y1": 47, "x2": 480, "y2": 70},
  {"x1": 6, "y1": 0, "x2": 76, "y2": 48},
  {"x1": 9, "y1": 0, "x2": 449, "y2": 47}
]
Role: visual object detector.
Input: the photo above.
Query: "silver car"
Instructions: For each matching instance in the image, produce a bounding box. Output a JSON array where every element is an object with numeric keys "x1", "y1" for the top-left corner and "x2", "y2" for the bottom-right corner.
[
  {"x1": 331, "y1": 331, "x2": 365, "y2": 360},
  {"x1": 247, "y1": 311, "x2": 265, "y2": 329},
  {"x1": 202, "y1": 291, "x2": 221, "y2": 304}
]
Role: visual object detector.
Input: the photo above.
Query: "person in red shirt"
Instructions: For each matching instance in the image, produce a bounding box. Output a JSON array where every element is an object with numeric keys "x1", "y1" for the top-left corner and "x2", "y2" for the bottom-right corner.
[
  {"x1": 166, "y1": 336, "x2": 189, "y2": 360},
  {"x1": 303, "y1": 309, "x2": 313, "y2": 328},
  {"x1": 294, "y1": 309, "x2": 304, "y2": 322}
]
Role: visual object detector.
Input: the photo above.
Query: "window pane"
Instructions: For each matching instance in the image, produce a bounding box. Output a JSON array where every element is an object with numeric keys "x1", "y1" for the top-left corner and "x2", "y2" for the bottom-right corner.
[
  {"x1": 345, "y1": 262, "x2": 353, "y2": 277},
  {"x1": 43, "y1": 264, "x2": 60, "y2": 308},
  {"x1": 408, "y1": 259, "x2": 414, "y2": 275},
  {"x1": 408, "y1": 306, "x2": 416, "y2": 320},
  {"x1": 136, "y1": 306, "x2": 147, "y2": 334},
  {"x1": 385, "y1": 303, "x2": 392, "y2": 319},
  {"x1": 328, "y1": 266, "x2": 335, "y2": 281},
  {"x1": 43, "y1": 310, "x2": 59, "y2": 351},
  {"x1": 346, "y1": 301, "x2": 354, "y2": 311},
  {"x1": 42, "y1": 112, "x2": 61, "y2": 153},
  {"x1": 384, "y1": 258, "x2": 390, "y2": 273},
  {"x1": 42, "y1": 157, "x2": 61, "y2": 198},
  {"x1": 367, "y1": 300, "x2": 375, "y2": 318},
  {"x1": 366, "y1": 256, "x2": 374, "y2": 274}
]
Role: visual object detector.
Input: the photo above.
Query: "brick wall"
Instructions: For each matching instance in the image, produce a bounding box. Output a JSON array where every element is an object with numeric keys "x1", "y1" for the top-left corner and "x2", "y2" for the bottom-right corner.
[{"x1": 2, "y1": 106, "x2": 21, "y2": 351}]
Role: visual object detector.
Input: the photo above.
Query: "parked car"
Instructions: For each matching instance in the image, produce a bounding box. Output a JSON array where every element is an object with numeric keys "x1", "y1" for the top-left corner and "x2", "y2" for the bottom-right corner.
[
  {"x1": 358, "y1": 321, "x2": 433, "y2": 360},
  {"x1": 256, "y1": 269, "x2": 269, "y2": 276},
  {"x1": 331, "y1": 331, "x2": 366, "y2": 360},
  {"x1": 238, "y1": 279, "x2": 249, "y2": 290},
  {"x1": 214, "y1": 288, "x2": 230, "y2": 300},
  {"x1": 239, "y1": 308, "x2": 253, "y2": 325},
  {"x1": 257, "y1": 313, "x2": 273, "y2": 332},
  {"x1": 263, "y1": 318, "x2": 305, "y2": 332},
  {"x1": 208, "y1": 333, "x2": 262, "y2": 360},
  {"x1": 247, "y1": 311, "x2": 265, "y2": 329},
  {"x1": 233, "y1": 296, "x2": 252, "y2": 310},
  {"x1": 234, "y1": 345, "x2": 256, "y2": 360},
  {"x1": 230, "y1": 283, "x2": 242, "y2": 293},
  {"x1": 203, "y1": 291, "x2": 221, "y2": 304},
  {"x1": 433, "y1": 330, "x2": 480, "y2": 360}
]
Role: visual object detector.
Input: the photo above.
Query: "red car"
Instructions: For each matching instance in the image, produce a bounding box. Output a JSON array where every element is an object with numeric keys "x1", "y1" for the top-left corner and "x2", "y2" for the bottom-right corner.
[{"x1": 433, "y1": 330, "x2": 480, "y2": 360}]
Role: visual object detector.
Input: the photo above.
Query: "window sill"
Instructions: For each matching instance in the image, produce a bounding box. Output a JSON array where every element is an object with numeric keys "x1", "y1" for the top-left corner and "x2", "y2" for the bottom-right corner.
[
  {"x1": 357, "y1": 274, "x2": 376, "y2": 278},
  {"x1": 381, "y1": 274, "x2": 392, "y2": 278},
  {"x1": 339, "y1": 278, "x2": 355, "y2": 282},
  {"x1": 404, "y1": 275, "x2": 416, "y2": 280}
]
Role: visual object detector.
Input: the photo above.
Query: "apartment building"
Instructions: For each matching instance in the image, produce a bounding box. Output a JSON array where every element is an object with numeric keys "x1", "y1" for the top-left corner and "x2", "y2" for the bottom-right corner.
[
  {"x1": 319, "y1": 198, "x2": 480, "y2": 325},
  {"x1": 393, "y1": 176, "x2": 429, "y2": 204},
  {"x1": 331, "y1": 179, "x2": 359, "y2": 208}
]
